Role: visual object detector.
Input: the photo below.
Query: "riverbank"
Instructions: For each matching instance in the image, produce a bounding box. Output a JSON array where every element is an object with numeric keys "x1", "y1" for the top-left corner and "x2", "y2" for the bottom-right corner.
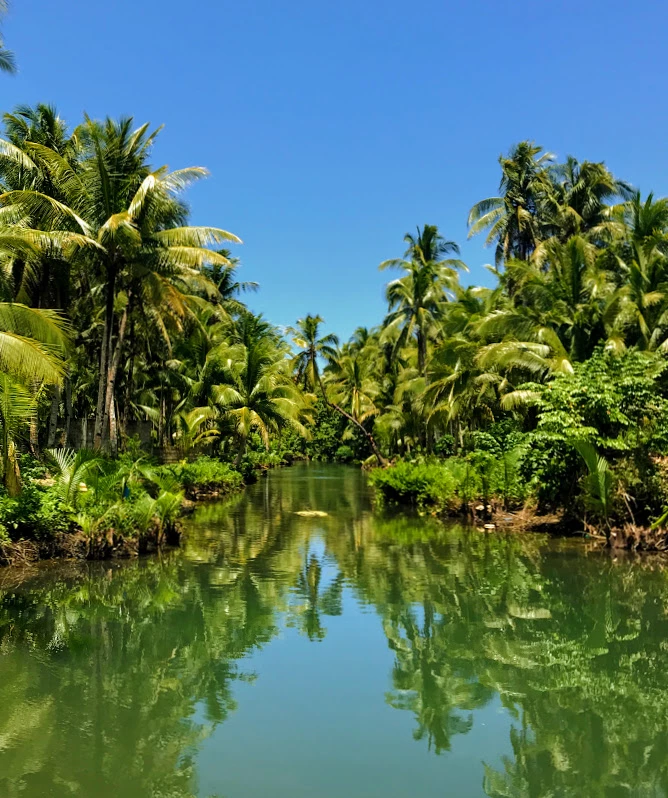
[
  {"x1": 0, "y1": 454, "x2": 246, "y2": 568},
  {"x1": 368, "y1": 459, "x2": 668, "y2": 552}
]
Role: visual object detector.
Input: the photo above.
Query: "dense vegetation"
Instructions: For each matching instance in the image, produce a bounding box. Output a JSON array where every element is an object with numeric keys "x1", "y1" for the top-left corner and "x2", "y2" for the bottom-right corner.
[
  {"x1": 0, "y1": 92, "x2": 667, "y2": 552},
  {"x1": 307, "y1": 148, "x2": 668, "y2": 546}
]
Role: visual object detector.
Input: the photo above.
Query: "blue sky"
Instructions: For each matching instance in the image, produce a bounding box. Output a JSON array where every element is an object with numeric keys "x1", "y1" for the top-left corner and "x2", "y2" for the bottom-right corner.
[{"x1": 3, "y1": 0, "x2": 667, "y2": 340}]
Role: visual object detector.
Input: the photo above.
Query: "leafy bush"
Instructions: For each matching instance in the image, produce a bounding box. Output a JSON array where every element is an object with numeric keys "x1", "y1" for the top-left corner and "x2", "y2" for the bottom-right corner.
[
  {"x1": 432, "y1": 435, "x2": 455, "y2": 457},
  {"x1": 334, "y1": 444, "x2": 355, "y2": 462},
  {"x1": 0, "y1": 483, "x2": 72, "y2": 540},
  {"x1": 369, "y1": 451, "x2": 528, "y2": 513},
  {"x1": 245, "y1": 450, "x2": 285, "y2": 469},
  {"x1": 369, "y1": 461, "x2": 458, "y2": 511},
  {"x1": 518, "y1": 348, "x2": 668, "y2": 520},
  {"x1": 159, "y1": 457, "x2": 243, "y2": 494}
]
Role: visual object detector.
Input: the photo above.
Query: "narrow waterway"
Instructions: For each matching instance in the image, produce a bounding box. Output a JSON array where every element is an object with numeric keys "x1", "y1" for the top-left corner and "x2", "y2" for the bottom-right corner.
[{"x1": 1, "y1": 463, "x2": 667, "y2": 797}]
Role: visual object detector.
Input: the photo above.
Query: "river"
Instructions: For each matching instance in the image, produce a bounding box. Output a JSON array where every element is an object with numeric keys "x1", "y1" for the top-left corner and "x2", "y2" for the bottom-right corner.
[{"x1": 1, "y1": 463, "x2": 667, "y2": 797}]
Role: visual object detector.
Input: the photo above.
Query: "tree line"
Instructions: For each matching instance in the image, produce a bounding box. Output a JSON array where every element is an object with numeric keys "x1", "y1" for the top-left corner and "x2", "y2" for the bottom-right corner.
[
  {"x1": 1, "y1": 101, "x2": 667, "y2": 535},
  {"x1": 292, "y1": 143, "x2": 668, "y2": 536}
]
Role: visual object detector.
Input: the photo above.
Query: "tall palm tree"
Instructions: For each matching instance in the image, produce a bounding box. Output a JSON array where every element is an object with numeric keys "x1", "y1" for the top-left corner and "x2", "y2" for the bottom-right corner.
[
  {"x1": 606, "y1": 241, "x2": 668, "y2": 351},
  {"x1": 0, "y1": 116, "x2": 240, "y2": 451},
  {"x1": 548, "y1": 156, "x2": 633, "y2": 241},
  {"x1": 468, "y1": 141, "x2": 554, "y2": 265},
  {"x1": 289, "y1": 315, "x2": 388, "y2": 465},
  {"x1": 621, "y1": 191, "x2": 668, "y2": 251},
  {"x1": 325, "y1": 346, "x2": 380, "y2": 427},
  {"x1": 287, "y1": 314, "x2": 339, "y2": 390},
  {"x1": 323, "y1": 344, "x2": 388, "y2": 465},
  {"x1": 380, "y1": 224, "x2": 465, "y2": 375},
  {"x1": 207, "y1": 256, "x2": 258, "y2": 317}
]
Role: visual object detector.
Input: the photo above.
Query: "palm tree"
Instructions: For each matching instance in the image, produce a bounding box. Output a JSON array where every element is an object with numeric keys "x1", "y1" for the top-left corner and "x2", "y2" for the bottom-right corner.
[
  {"x1": 288, "y1": 314, "x2": 389, "y2": 465},
  {"x1": 0, "y1": 116, "x2": 240, "y2": 451},
  {"x1": 323, "y1": 344, "x2": 388, "y2": 465},
  {"x1": 0, "y1": 302, "x2": 68, "y2": 384},
  {"x1": 468, "y1": 141, "x2": 554, "y2": 265},
  {"x1": 548, "y1": 156, "x2": 633, "y2": 241},
  {"x1": 326, "y1": 346, "x2": 380, "y2": 427},
  {"x1": 530, "y1": 235, "x2": 612, "y2": 361},
  {"x1": 0, "y1": 301, "x2": 68, "y2": 494},
  {"x1": 208, "y1": 313, "x2": 311, "y2": 465},
  {"x1": 380, "y1": 224, "x2": 465, "y2": 375},
  {"x1": 606, "y1": 241, "x2": 668, "y2": 351},
  {"x1": 287, "y1": 314, "x2": 339, "y2": 390},
  {"x1": 0, "y1": 374, "x2": 37, "y2": 494},
  {"x1": 621, "y1": 191, "x2": 668, "y2": 251},
  {"x1": 0, "y1": 1, "x2": 15, "y2": 75},
  {"x1": 208, "y1": 256, "x2": 258, "y2": 317}
]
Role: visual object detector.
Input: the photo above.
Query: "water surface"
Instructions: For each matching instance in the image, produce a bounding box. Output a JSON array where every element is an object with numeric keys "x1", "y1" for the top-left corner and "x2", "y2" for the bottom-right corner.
[{"x1": 1, "y1": 464, "x2": 668, "y2": 797}]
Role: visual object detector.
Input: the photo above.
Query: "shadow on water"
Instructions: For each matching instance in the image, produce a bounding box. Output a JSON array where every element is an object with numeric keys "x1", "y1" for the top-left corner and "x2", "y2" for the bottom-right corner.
[{"x1": 2, "y1": 463, "x2": 668, "y2": 796}]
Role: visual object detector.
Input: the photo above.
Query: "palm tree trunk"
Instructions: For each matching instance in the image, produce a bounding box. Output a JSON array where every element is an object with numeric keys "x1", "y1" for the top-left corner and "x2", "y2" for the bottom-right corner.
[
  {"x1": 4, "y1": 441, "x2": 21, "y2": 497},
  {"x1": 29, "y1": 416, "x2": 39, "y2": 457},
  {"x1": 109, "y1": 395, "x2": 119, "y2": 456},
  {"x1": 101, "y1": 290, "x2": 132, "y2": 451},
  {"x1": 29, "y1": 381, "x2": 40, "y2": 456},
  {"x1": 94, "y1": 267, "x2": 116, "y2": 449},
  {"x1": 61, "y1": 378, "x2": 72, "y2": 447},
  {"x1": 47, "y1": 385, "x2": 60, "y2": 448},
  {"x1": 417, "y1": 329, "x2": 427, "y2": 377},
  {"x1": 234, "y1": 436, "x2": 247, "y2": 467}
]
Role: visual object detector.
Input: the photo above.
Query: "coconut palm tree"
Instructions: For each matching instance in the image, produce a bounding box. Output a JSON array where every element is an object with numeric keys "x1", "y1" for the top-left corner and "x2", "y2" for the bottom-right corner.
[
  {"x1": 208, "y1": 313, "x2": 312, "y2": 465},
  {"x1": 323, "y1": 344, "x2": 389, "y2": 465},
  {"x1": 326, "y1": 347, "x2": 379, "y2": 427},
  {"x1": 208, "y1": 257, "x2": 258, "y2": 317},
  {"x1": 0, "y1": 116, "x2": 240, "y2": 450},
  {"x1": 287, "y1": 314, "x2": 339, "y2": 390},
  {"x1": 380, "y1": 224, "x2": 466, "y2": 376},
  {"x1": 621, "y1": 191, "x2": 668, "y2": 252},
  {"x1": 468, "y1": 141, "x2": 555, "y2": 265},
  {"x1": 605, "y1": 242, "x2": 668, "y2": 351},
  {"x1": 548, "y1": 156, "x2": 633, "y2": 241}
]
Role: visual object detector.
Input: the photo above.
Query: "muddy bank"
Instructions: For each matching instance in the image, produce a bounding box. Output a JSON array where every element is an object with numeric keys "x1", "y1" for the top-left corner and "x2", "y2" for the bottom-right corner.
[
  {"x1": 470, "y1": 505, "x2": 668, "y2": 553},
  {"x1": 0, "y1": 523, "x2": 183, "y2": 568}
]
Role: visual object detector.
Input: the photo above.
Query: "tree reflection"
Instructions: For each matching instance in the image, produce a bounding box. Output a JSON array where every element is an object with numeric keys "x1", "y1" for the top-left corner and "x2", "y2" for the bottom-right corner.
[
  {"x1": 2, "y1": 464, "x2": 668, "y2": 796},
  {"x1": 326, "y1": 512, "x2": 668, "y2": 795}
]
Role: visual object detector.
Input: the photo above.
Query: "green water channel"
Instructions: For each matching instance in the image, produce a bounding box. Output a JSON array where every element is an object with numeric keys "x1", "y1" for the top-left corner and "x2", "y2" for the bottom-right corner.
[{"x1": 1, "y1": 463, "x2": 667, "y2": 797}]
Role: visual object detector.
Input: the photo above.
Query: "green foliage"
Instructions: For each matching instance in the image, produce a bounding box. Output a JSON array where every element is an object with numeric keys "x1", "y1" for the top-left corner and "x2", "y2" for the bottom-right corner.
[
  {"x1": 3, "y1": 115, "x2": 668, "y2": 541},
  {"x1": 159, "y1": 457, "x2": 243, "y2": 493},
  {"x1": 526, "y1": 348, "x2": 668, "y2": 450},
  {"x1": 302, "y1": 399, "x2": 348, "y2": 460},
  {"x1": 334, "y1": 444, "x2": 355, "y2": 462},
  {"x1": 573, "y1": 440, "x2": 614, "y2": 529},
  {"x1": 518, "y1": 348, "x2": 668, "y2": 520},
  {"x1": 370, "y1": 451, "x2": 528, "y2": 513},
  {"x1": 369, "y1": 460, "x2": 458, "y2": 511},
  {"x1": 0, "y1": 482, "x2": 72, "y2": 540}
]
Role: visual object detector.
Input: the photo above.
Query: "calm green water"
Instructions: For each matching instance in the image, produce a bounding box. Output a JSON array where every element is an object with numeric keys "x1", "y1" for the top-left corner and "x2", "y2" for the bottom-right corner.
[{"x1": 1, "y1": 465, "x2": 668, "y2": 797}]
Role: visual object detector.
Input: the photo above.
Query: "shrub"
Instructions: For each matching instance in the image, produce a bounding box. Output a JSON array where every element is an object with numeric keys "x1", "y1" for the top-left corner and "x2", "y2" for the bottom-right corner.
[
  {"x1": 369, "y1": 451, "x2": 528, "y2": 514},
  {"x1": 0, "y1": 483, "x2": 72, "y2": 540},
  {"x1": 334, "y1": 444, "x2": 355, "y2": 462},
  {"x1": 369, "y1": 461, "x2": 458, "y2": 511},
  {"x1": 246, "y1": 450, "x2": 285, "y2": 469},
  {"x1": 160, "y1": 457, "x2": 244, "y2": 494}
]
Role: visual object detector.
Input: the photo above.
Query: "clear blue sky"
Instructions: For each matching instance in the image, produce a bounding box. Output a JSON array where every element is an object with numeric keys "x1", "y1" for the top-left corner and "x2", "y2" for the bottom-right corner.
[{"x1": 4, "y1": 0, "x2": 667, "y2": 341}]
